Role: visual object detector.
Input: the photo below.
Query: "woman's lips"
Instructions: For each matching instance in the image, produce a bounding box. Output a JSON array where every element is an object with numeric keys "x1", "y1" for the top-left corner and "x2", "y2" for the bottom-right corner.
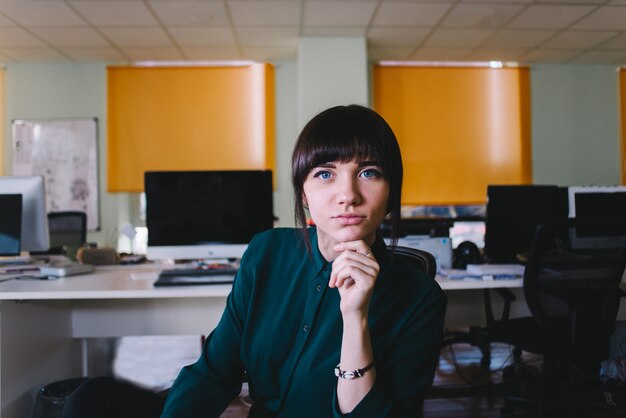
[{"x1": 334, "y1": 214, "x2": 365, "y2": 225}]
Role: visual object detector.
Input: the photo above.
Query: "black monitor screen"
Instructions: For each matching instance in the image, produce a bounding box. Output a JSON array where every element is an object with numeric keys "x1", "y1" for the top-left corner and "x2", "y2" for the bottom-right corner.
[
  {"x1": 0, "y1": 194, "x2": 22, "y2": 255},
  {"x1": 484, "y1": 185, "x2": 568, "y2": 263},
  {"x1": 574, "y1": 192, "x2": 626, "y2": 238},
  {"x1": 145, "y1": 170, "x2": 274, "y2": 247}
]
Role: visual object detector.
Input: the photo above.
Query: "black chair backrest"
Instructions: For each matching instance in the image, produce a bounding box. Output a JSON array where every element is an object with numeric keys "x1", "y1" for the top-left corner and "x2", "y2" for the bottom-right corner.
[
  {"x1": 48, "y1": 211, "x2": 87, "y2": 249},
  {"x1": 388, "y1": 245, "x2": 437, "y2": 279},
  {"x1": 523, "y1": 218, "x2": 626, "y2": 338}
]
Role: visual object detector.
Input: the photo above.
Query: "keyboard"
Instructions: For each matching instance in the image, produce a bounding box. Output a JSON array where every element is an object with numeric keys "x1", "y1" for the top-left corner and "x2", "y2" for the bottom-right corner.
[{"x1": 154, "y1": 265, "x2": 238, "y2": 287}]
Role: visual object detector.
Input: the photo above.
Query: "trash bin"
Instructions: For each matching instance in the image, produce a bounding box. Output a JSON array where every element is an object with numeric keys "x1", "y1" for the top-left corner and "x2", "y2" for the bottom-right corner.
[{"x1": 32, "y1": 377, "x2": 88, "y2": 418}]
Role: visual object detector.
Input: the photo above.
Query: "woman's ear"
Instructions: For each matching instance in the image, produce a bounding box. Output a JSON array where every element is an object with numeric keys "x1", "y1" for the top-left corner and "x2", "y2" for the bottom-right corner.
[{"x1": 302, "y1": 193, "x2": 309, "y2": 209}]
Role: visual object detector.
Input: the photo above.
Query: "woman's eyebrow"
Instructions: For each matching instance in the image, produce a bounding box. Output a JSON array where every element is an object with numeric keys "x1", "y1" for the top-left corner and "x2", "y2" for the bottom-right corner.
[
  {"x1": 357, "y1": 160, "x2": 381, "y2": 167},
  {"x1": 315, "y1": 162, "x2": 336, "y2": 168}
]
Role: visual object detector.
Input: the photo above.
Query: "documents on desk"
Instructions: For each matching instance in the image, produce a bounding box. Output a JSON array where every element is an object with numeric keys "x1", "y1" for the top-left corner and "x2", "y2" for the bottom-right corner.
[
  {"x1": 442, "y1": 264, "x2": 524, "y2": 281},
  {"x1": 391, "y1": 235, "x2": 453, "y2": 270}
]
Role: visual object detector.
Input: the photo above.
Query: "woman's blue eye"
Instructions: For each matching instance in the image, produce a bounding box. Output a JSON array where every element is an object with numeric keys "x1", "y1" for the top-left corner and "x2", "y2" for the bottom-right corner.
[
  {"x1": 314, "y1": 171, "x2": 332, "y2": 180},
  {"x1": 361, "y1": 169, "x2": 381, "y2": 178}
]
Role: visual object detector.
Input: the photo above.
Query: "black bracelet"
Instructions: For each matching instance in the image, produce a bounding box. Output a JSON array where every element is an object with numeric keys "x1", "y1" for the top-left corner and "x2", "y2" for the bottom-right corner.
[{"x1": 334, "y1": 361, "x2": 375, "y2": 380}]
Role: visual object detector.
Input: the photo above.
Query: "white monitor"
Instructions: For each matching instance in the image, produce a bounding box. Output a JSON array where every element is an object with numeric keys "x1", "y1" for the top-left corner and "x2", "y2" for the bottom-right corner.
[
  {"x1": 0, "y1": 176, "x2": 50, "y2": 253},
  {"x1": 567, "y1": 185, "x2": 626, "y2": 249}
]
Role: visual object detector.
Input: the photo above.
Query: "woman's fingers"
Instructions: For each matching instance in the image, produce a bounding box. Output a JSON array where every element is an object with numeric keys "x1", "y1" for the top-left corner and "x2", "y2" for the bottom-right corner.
[{"x1": 329, "y1": 241, "x2": 379, "y2": 291}]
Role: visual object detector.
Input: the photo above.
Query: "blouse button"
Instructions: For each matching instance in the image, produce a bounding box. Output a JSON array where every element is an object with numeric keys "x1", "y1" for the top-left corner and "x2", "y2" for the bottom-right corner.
[
  {"x1": 316, "y1": 284, "x2": 322, "y2": 292},
  {"x1": 303, "y1": 324, "x2": 310, "y2": 332}
]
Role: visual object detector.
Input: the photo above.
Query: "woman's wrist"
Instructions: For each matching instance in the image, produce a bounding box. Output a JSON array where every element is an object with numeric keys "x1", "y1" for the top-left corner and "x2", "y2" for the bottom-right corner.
[{"x1": 341, "y1": 311, "x2": 368, "y2": 328}]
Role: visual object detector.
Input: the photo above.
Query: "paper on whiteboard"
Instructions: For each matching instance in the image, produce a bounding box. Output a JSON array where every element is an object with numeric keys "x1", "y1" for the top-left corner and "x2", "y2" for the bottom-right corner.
[{"x1": 12, "y1": 119, "x2": 99, "y2": 230}]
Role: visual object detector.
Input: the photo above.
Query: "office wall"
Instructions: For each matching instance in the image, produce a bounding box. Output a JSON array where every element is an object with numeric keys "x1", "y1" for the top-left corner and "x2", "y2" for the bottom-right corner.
[
  {"x1": 3, "y1": 62, "x2": 624, "y2": 249},
  {"x1": 272, "y1": 61, "x2": 298, "y2": 228},
  {"x1": 3, "y1": 63, "x2": 120, "y2": 246},
  {"x1": 531, "y1": 64, "x2": 622, "y2": 186}
]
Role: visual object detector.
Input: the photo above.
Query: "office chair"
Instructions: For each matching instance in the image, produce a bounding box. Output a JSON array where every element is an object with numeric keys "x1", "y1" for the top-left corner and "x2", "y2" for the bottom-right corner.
[
  {"x1": 46, "y1": 211, "x2": 88, "y2": 255},
  {"x1": 388, "y1": 245, "x2": 437, "y2": 279},
  {"x1": 485, "y1": 218, "x2": 626, "y2": 417}
]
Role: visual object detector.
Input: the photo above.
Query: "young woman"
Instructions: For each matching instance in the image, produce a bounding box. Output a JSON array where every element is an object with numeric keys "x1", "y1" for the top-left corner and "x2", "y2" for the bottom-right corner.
[
  {"x1": 160, "y1": 104, "x2": 446, "y2": 417},
  {"x1": 62, "y1": 104, "x2": 446, "y2": 418}
]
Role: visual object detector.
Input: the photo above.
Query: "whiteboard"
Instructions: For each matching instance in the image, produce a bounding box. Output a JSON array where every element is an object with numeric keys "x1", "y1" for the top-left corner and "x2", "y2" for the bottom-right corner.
[{"x1": 11, "y1": 118, "x2": 100, "y2": 231}]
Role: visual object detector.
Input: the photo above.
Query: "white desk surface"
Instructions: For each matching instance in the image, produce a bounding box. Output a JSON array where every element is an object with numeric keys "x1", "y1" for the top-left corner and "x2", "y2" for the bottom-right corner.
[{"x1": 0, "y1": 264, "x2": 522, "y2": 301}]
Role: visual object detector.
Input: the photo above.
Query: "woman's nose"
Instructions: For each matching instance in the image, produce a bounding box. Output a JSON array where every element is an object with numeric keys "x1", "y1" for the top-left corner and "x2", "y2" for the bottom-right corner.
[{"x1": 337, "y1": 177, "x2": 361, "y2": 206}]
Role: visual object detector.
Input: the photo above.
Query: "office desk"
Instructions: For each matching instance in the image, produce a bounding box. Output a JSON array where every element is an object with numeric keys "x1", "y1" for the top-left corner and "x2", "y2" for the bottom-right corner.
[{"x1": 0, "y1": 266, "x2": 521, "y2": 418}]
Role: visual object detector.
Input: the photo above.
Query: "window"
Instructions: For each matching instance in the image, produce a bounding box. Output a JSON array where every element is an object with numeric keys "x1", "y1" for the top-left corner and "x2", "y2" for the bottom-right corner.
[
  {"x1": 619, "y1": 68, "x2": 626, "y2": 184},
  {"x1": 0, "y1": 68, "x2": 4, "y2": 175},
  {"x1": 107, "y1": 64, "x2": 275, "y2": 192},
  {"x1": 373, "y1": 65, "x2": 531, "y2": 205}
]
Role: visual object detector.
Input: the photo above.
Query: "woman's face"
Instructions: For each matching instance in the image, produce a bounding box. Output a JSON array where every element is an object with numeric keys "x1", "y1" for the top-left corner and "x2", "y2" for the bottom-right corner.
[{"x1": 302, "y1": 159, "x2": 390, "y2": 259}]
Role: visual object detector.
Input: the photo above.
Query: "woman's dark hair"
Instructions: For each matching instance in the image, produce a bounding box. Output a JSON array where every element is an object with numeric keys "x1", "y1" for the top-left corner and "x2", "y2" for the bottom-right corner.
[{"x1": 291, "y1": 104, "x2": 403, "y2": 247}]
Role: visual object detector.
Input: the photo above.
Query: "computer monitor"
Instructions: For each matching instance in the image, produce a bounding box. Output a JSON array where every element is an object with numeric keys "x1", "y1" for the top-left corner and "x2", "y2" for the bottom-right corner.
[
  {"x1": 484, "y1": 185, "x2": 568, "y2": 263},
  {"x1": 567, "y1": 186, "x2": 626, "y2": 249},
  {"x1": 0, "y1": 176, "x2": 50, "y2": 253},
  {"x1": 0, "y1": 194, "x2": 22, "y2": 255},
  {"x1": 145, "y1": 170, "x2": 274, "y2": 261}
]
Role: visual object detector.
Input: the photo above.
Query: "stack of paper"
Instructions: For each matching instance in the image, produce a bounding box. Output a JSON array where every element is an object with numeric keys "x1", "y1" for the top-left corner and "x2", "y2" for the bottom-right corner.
[{"x1": 466, "y1": 264, "x2": 525, "y2": 276}]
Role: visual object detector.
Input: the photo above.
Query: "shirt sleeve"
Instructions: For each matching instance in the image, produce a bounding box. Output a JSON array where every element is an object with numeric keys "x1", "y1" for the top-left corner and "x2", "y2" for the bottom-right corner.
[
  {"x1": 332, "y1": 280, "x2": 447, "y2": 418},
  {"x1": 160, "y1": 240, "x2": 258, "y2": 418}
]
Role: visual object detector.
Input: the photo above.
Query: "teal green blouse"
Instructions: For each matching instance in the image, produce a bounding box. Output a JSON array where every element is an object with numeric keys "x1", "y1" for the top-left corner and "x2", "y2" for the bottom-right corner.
[{"x1": 160, "y1": 227, "x2": 446, "y2": 417}]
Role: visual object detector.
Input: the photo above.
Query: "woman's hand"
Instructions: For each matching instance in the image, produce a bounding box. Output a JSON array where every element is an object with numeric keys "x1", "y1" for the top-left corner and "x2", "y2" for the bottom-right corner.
[{"x1": 329, "y1": 240, "x2": 379, "y2": 316}]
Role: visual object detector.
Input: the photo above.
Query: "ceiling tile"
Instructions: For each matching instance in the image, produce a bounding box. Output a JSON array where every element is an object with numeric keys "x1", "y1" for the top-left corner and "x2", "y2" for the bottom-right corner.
[
  {"x1": 63, "y1": 47, "x2": 126, "y2": 62},
  {"x1": 520, "y1": 49, "x2": 581, "y2": 63},
  {"x1": 542, "y1": 30, "x2": 618, "y2": 50},
  {"x1": 0, "y1": 13, "x2": 16, "y2": 27},
  {"x1": 535, "y1": 0, "x2": 604, "y2": 3},
  {"x1": 236, "y1": 26, "x2": 299, "y2": 47},
  {"x1": 367, "y1": 46, "x2": 415, "y2": 61},
  {"x1": 0, "y1": 1, "x2": 86, "y2": 27},
  {"x1": 122, "y1": 47, "x2": 184, "y2": 61},
  {"x1": 304, "y1": 1, "x2": 377, "y2": 26},
  {"x1": 68, "y1": 1, "x2": 158, "y2": 26},
  {"x1": 411, "y1": 48, "x2": 473, "y2": 61},
  {"x1": 229, "y1": 1, "x2": 300, "y2": 26},
  {"x1": 100, "y1": 27, "x2": 173, "y2": 47},
  {"x1": 149, "y1": 1, "x2": 228, "y2": 26},
  {"x1": 169, "y1": 26, "x2": 236, "y2": 47},
  {"x1": 367, "y1": 27, "x2": 429, "y2": 46},
  {"x1": 242, "y1": 46, "x2": 297, "y2": 61},
  {"x1": 466, "y1": 48, "x2": 526, "y2": 61},
  {"x1": 182, "y1": 46, "x2": 242, "y2": 61},
  {"x1": 568, "y1": 49, "x2": 626, "y2": 63},
  {"x1": 509, "y1": 5, "x2": 596, "y2": 29},
  {"x1": 442, "y1": 4, "x2": 524, "y2": 28},
  {"x1": 372, "y1": 3, "x2": 451, "y2": 27},
  {"x1": 0, "y1": 52, "x2": 12, "y2": 63},
  {"x1": 0, "y1": 0, "x2": 624, "y2": 64},
  {"x1": 484, "y1": 30, "x2": 555, "y2": 48},
  {"x1": 29, "y1": 27, "x2": 109, "y2": 47},
  {"x1": 302, "y1": 26, "x2": 366, "y2": 36},
  {"x1": 0, "y1": 27, "x2": 46, "y2": 47},
  {"x1": 423, "y1": 28, "x2": 494, "y2": 48},
  {"x1": 458, "y1": 0, "x2": 531, "y2": 3},
  {"x1": 572, "y1": 6, "x2": 626, "y2": 30},
  {"x1": 597, "y1": 33, "x2": 626, "y2": 50}
]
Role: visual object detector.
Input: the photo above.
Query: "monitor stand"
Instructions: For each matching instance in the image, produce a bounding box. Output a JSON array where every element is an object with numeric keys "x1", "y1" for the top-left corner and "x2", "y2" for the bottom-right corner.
[{"x1": 0, "y1": 252, "x2": 33, "y2": 265}]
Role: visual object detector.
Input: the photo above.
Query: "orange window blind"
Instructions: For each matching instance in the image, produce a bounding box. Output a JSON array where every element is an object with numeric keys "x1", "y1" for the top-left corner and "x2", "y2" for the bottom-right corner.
[
  {"x1": 373, "y1": 66, "x2": 531, "y2": 205},
  {"x1": 619, "y1": 68, "x2": 626, "y2": 184},
  {"x1": 107, "y1": 64, "x2": 275, "y2": 192},
  {"x1": 0, "y1": 68, "x2": 4, "y2": 175}
]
